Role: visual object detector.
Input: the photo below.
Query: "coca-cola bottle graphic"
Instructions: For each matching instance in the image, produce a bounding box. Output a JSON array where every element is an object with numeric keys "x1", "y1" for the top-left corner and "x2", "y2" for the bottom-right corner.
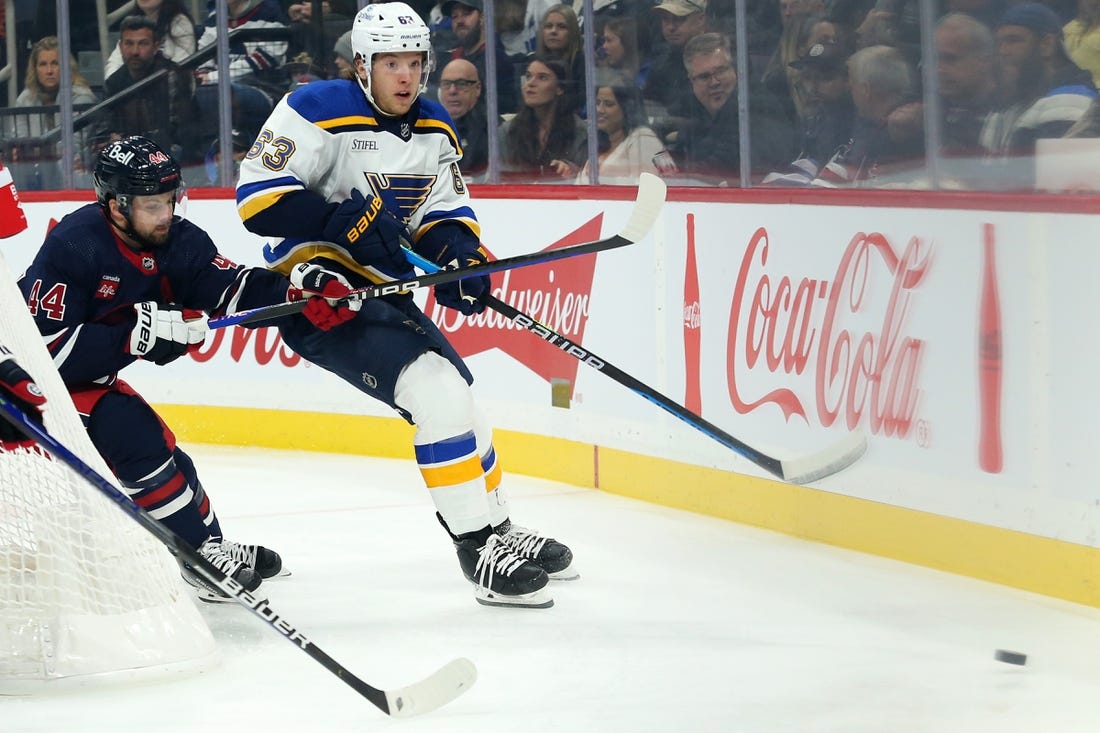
[
  {"x1": 684, "y1": 214, "x2": 702, "y2": 413},
  {"x1": 978, "y1": 223, "x2": 1003, "y2": 473}
]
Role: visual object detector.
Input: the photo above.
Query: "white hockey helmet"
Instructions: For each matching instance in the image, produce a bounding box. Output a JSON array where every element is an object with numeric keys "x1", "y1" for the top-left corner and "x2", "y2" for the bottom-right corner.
[{"x1": 351, "y1": 2, "x2": 433, "y2": 111}]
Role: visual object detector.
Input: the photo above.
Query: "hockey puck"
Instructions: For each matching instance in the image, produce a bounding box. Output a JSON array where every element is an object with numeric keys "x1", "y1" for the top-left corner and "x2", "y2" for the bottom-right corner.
[{"x1": 994, "y1": 649, "x2": 1027, "y2": 665}]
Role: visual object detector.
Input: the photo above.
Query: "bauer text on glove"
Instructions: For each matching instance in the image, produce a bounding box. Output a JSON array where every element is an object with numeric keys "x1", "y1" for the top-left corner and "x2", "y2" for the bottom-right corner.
[
  {"x1": 128, "y1": 302, "x2": 208, "y2": 366},
  {"x1": 322, "y1": 190, "x2": 411, "y2": 277}
]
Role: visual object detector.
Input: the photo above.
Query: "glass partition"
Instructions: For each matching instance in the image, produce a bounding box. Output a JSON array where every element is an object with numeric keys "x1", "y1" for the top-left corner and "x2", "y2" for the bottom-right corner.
[{"x1": 2, "y1": 0, "x2": 1097, "y2": 193}]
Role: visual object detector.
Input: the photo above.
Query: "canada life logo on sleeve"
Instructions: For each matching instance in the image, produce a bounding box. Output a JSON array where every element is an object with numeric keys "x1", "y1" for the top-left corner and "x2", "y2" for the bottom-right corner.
[{"x1": 426, "y1": 216, "x2": 604, "y2": 397}]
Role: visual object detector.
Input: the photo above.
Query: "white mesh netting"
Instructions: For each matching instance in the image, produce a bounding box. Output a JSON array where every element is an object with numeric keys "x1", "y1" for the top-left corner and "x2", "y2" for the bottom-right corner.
[{"x1": 0, "y1": 251, "x2": 218, "y2": 692}]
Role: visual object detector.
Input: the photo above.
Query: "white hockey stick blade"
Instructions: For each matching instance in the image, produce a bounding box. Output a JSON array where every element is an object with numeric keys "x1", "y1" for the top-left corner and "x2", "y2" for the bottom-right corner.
[
  {"x1": 780, "y1": 431, "x2": 868, "y2": 485},
  {"x1": 619, "y1": 172, "x2": 667, "y2": 243},
  {"x1": 385, "y1": 657, "x2": 478, "y2": 718}
]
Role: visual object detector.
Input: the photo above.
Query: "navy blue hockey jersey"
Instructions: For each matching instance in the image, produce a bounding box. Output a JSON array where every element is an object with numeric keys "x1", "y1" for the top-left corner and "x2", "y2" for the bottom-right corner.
[{"x1": 17, "y1": 204, "x2": 290, "y2": 386}]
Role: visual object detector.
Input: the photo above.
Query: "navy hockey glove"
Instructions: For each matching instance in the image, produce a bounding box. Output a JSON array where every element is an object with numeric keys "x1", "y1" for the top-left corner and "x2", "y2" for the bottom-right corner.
[
  {"x1": 416, "y1": 226, "x2": 491, "y2": 315},
  {"x1": 128, "y1": 302, "x2": 209, "y2": 366},
  {"x1": 0, "y1": 346, "x2": 46, "y2": 445},
  {"x1": 289, "y1": 262, "x2": 362, "y2": 331},
  {"x1": 322, "y1": 190, "x2": 411, "y2": 278}
]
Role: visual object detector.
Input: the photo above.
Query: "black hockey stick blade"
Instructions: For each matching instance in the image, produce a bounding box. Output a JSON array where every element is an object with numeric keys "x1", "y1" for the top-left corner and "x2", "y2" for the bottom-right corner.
[
  {"x1": 210, "y1": 173, "x2": 667, "y2": 330},
  {"x1": 481, "y1": 294, "x2": 867, "y2": 485},
  {"x1": 0, "y1": 393, "x2": 477, "y2": 717}
]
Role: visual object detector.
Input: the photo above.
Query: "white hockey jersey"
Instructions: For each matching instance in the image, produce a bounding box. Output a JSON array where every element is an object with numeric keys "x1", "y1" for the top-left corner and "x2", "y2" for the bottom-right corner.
[{"x1": 236, "y1": 78, "x2": 480, "y2": 280}]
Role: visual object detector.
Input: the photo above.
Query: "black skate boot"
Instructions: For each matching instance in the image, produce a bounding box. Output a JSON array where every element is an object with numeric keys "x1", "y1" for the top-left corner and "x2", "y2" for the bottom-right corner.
[
  {"x1": 220, "y1": 539, "x2": 288, "y2": 579},
  {"x1": 440, "y1": 515, "x2": 552, "y2": 608},
  {"x1": 181, "y1": 539, "x2": 263, "y2": 603},
  {"x1": 494, "y1": 518, "x2": 578, "y2": 580}
]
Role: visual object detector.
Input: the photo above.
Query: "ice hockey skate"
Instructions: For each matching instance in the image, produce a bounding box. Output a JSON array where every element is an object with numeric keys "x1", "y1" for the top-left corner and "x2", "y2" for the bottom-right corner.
[
  {"x1": 181, "y1": 539, "x2": 263, "y2": 603},
  {"x1": 440, "y1": 515, "x2": 552, "y2": 608},
  {"x1": 495, "y1": 519, "x2": 578, "y2": 580},
  {"x1": 220, "y1": 539, "x2": 289, "y2": 579}
]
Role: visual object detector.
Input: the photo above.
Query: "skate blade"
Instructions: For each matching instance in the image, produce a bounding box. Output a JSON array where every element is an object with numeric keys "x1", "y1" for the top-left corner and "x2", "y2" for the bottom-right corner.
[
  {"x1": 474, "y1": 587, "x2": 554, "y2": 609},
  {"x1": 548, "y1": 564, "x2": 579, "y2": 581},
  {"x1": 261, "y1": 566, "x2": 292, "y2": 580}
]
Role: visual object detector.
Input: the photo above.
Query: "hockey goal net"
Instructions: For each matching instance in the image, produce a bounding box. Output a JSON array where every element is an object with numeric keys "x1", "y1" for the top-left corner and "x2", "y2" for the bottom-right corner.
[{"x1": 0, "y1": 251, "x2": 218, "y2": 692}]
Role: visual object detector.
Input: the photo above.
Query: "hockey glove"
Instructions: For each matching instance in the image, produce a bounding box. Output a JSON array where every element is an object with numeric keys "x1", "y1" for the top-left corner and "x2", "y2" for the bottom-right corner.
[
  {"x1": 0, "y1": 345, "x2": 46, "y2": 444},
  {"x1": 322, "y1": 190, "x2": 412, "y2": 278},
  {"x1": 417, "y1": 228, "x2": 491, "y2": 316},
  {"x1": 128, "y1": 302, "x2": 209, "y2": 366},
  {"x1": 288, "y1": 262, "x2": 362, "y2": 331}
]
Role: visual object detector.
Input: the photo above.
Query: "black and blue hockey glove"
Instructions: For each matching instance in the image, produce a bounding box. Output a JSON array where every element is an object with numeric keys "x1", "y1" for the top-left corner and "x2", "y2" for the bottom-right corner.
[
  {"x1": 415, "y1": 224, "x2": 490, "y2": 315},
  {"x1": 322, "y1": 190, "x2": 411, "y2": 278}
]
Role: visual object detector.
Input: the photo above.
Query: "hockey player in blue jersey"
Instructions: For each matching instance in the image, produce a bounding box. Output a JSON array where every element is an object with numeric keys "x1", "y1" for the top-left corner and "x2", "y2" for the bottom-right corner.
[
  {"x1": 236, "y1": 2, "x2": 575, "y2": 608},
  {"x1": 17, "y1": 136, "x2": 321, "y2": 602}
]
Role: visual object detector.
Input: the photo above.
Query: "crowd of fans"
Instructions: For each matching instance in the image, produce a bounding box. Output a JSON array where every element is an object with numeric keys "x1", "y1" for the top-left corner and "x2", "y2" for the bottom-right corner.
[{"x1": 2, "y1": 0, "x2": 1100, "y2": 190}]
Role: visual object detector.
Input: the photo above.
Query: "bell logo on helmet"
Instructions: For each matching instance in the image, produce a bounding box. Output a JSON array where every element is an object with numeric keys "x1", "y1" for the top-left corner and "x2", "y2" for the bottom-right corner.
[{"x1": 105, "y1": 146, "x2": 136, "y2": 166}]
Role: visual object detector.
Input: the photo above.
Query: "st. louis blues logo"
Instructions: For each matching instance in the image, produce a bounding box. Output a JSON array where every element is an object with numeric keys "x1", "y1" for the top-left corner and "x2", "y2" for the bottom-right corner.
[{"x1": 362, "y1": 173, "x2": 436, "y2": 223}]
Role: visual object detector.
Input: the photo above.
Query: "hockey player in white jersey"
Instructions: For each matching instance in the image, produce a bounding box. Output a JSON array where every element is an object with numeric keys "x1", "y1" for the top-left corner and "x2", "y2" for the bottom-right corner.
[{"x1": 236, "y1": 2, "x2": 575, "y2": 608}]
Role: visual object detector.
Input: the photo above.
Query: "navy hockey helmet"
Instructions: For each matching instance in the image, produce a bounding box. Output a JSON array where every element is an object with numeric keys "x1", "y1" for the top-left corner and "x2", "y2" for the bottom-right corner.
[{"x1": 94, "y1": 136, "x2": 182, "y2": 214}]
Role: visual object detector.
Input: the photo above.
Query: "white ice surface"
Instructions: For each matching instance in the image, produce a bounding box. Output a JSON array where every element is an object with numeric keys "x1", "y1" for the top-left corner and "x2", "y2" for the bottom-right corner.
[{"x1": 4, "y1": 444, "x2": 1100, "y2": 732}]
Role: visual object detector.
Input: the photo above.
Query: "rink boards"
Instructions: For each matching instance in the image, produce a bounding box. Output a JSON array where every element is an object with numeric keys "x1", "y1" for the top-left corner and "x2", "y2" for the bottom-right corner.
[{"x1": 7, "y1": 186, "x2": 1100, "y2": 608}]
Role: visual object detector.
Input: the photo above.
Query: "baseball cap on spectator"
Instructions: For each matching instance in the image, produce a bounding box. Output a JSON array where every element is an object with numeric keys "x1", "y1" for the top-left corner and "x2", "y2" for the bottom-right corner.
[
  {"x1": 653, "y1": 0, "x2": 707, "y2": 16},
  {"x1": 998, "y1": 2, "x2": 1064, "y2": 38},
  {"x1": 442, "y1": 0, "x2": 482, "y2": 16},
  {"x1": 789, "y1": 41, "x2": 848, "y2": 73}
]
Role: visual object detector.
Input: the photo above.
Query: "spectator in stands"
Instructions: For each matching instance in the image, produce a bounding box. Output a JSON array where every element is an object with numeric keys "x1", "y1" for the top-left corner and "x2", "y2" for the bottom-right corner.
[
  {"x1": 194, "y1": 0, "x2": 289, "y2": 156},
  {"x1": 810, "y1": 44, "x2": 923, "y2": 186},
  {"x1": 285, "y1": 0, "x2": 355, "y2": 78},
  {"x1": 437, "y1": 0, "x2": 518, "y2": 114},
  {"x1": 9, "y1": 36, "x2": 97, "y2": 137},
  {"x1": 5, "y1": 36, "x2": 97, "y2": 190},
  {"x1": 500, "y1": 56, "x2": 587, "y2": 180},
  {"x1": 596, "y1": 16, "x2": 646, "y2": 90},
  {"x1": 104, "y1": 0, "x2": 197, "y2": 78},
  {"x1": 575, "y1": 84, "x2": 664, "y2": 184},
  {"x1": 1064, "y1": 0, "x2": 1100, "y2": 87},
  {"x1": 438, "y1": 58, "x2": 489, "y2": 180},
  {"x1": 979, "y1": 2, "x2": 1097, "y2": 186},
  {"x1": 760, "y1": 0, "x2": 825, "y2": 122},
  {"x1": 95, "y1": 16, "x2": 195, "y2": 163},
  {"x1": 935, "y1": 13, "x2": 998, "y2": 156},
  {"x1": 762, "y1": 39, "x2": 855, "y2": 185},
  {"x1": 535, "y1": 4, "x2": 585, "y2": 106},
  {"x1": 667, "y1": 32, "x2": 794, "y2": 184},
  {"x1": 332, "y1": 29, "x2": 354, "y2": 78},
  {"x1": 643, "y1": 0, "x2": 709, "y2": 121}
]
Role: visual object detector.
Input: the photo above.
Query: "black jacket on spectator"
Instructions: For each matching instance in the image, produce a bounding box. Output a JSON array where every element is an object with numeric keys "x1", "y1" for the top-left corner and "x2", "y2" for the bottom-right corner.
[
  {"x1": 642, "y1": 44, "x2": 695, "y2": 119},
  {"x1": 670, "y1": 83, "x2": 794, "y2": 183},
  {"x1": 798, "y1": 97, "x2": 856, "y2": 166},
  {"x1": 454, "y1": 102, "x2": 489, "y2": 178}
]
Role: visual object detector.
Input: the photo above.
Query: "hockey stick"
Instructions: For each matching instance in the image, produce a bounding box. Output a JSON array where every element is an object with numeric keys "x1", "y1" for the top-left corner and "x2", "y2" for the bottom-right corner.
[
  {"x1": 401, "y1": 242, "x2": 865, "y2": 484},
  {"x1": 209, "y1": 172, "x2": 667, "y2": 330},
  {"x1": 0, "y1": 394, "x2": 477, "y2": 718}
]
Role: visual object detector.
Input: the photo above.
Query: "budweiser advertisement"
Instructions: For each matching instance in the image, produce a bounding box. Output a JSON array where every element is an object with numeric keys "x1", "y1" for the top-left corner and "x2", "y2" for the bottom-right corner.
[{"x1": 5, "y1": 195, "x2": 1097, "y2": 545}]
